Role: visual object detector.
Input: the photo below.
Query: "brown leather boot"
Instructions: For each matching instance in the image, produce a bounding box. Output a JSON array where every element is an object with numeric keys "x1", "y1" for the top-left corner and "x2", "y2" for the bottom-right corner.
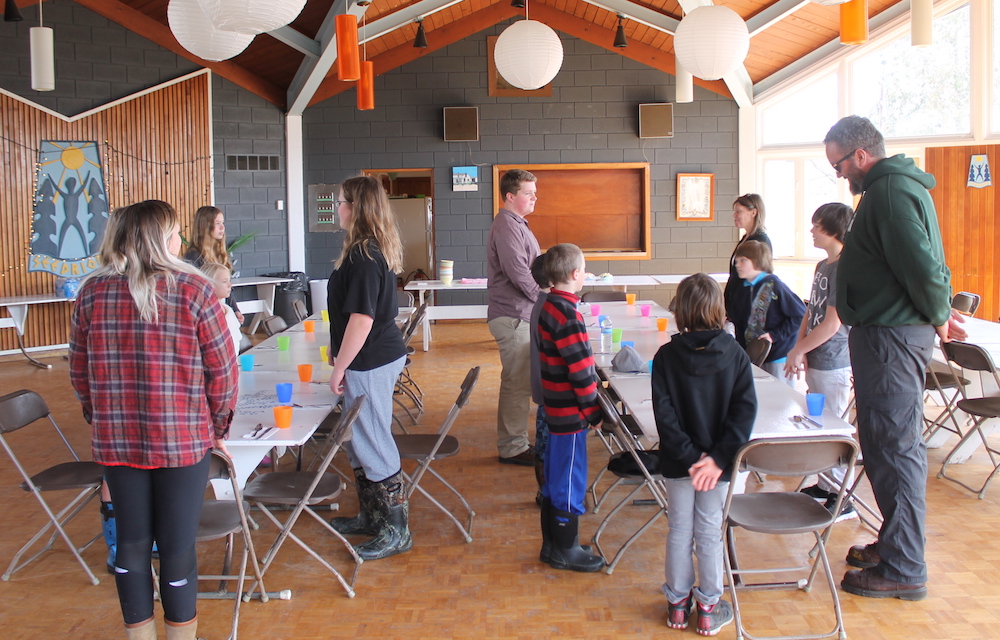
[{"x1": 846, "y1": 542, "x2": 880, "y2": 568}]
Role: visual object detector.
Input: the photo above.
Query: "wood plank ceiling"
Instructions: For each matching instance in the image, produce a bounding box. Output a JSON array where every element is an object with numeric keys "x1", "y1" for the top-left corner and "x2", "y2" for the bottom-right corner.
[{"x1": 17, "y1": 0, "x2": 907, "y2": 110}]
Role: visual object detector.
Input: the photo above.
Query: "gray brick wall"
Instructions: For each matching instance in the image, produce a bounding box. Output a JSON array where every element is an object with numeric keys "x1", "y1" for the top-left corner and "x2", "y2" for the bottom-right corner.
[{"x1": 303, "y1": 21, "x2": 741, "y2": 307}]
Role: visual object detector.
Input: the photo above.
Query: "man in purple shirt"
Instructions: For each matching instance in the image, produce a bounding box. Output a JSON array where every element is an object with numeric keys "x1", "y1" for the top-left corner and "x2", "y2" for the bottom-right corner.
[{"x1": 488, "y1": 169, "x2": 542, "y2": 465}]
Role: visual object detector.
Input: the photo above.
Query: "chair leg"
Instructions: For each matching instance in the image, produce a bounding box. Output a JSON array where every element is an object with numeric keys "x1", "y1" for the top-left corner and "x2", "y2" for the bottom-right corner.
[{"x1": 938, "y1": 419, "x2": 1000, "y2": 498}]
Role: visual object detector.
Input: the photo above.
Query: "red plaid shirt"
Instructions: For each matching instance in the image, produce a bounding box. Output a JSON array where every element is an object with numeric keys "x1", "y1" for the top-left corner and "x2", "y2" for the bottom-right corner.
[{"x1": 69, "y1": 272, "x2": 237, "y2": 469}]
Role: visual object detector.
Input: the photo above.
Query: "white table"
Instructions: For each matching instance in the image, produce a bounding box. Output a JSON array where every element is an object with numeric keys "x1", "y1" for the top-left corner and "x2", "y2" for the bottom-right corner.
[
  {"x1": 232, "y1": 276, "x2": 294, "y2": 335},
  {"x1": 650, "y1": 273, "x2": 728, "y2": 285},
  {"x1": 0, "y1": 293, "x2": 76, "y2": 368}
]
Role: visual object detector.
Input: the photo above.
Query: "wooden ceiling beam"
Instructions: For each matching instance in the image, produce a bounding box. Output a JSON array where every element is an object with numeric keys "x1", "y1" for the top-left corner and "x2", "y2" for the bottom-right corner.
[{"x1": 70, "y1": 0, "x2": 287, "y2": 108}]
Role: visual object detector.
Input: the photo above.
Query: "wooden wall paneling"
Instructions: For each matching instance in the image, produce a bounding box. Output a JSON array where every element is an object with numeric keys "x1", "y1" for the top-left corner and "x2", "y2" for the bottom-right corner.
[
  {"x1": 927, "y1": 144, "x2": 1000, "y2": 322},
  {"x1": 0, "y1": 74, "x2": 212, "y2": 353}
]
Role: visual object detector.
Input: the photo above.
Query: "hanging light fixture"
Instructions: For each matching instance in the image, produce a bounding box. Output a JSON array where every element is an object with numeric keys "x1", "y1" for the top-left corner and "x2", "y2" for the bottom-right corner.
[
  {"x1": 614, "y1": 15, "x2": 628, "y2": 48},
  {"x1": 675, "y1": 61, "x2": 693, "y2": 103},
  {"x1": 357, "y1": 13, "x2": 374, "y2": 110},
  {"x1": 839, "y1": 0, "x2": 869, "y2": 45},
  {"x1": 910, "y1": 0, "x2": 932, "y2": 47},
  {"x1": 168, "y1": 0, "x2": 255, "y2": 61},
  {"x1": 30, "y1": 1, "x2": 54, "y2": 91},
  {"x1": 4, "y1": 0, "x2": 24, "y2": 22},
  {"x1": 413, "y1": 18, "x2": 428, "y2": 49},
  {"x1": 673, "y1": 6, "x2": 749, "y2": 81},
  {"x1": 494, "y1": 0, "x2": 563, "y2": 90},
  {"x1": 196, "y1": 0, "x2": 307, "y2": 35},
  {"x1": 335, "y1": 13, "x2": 361, "y2": 81}
]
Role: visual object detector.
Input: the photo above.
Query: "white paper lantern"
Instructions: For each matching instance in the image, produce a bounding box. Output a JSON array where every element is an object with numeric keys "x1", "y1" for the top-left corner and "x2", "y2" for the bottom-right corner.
[
  {"x1": 494, "y1": 20, "x2": 564, "y2": 91},
  {"x1": 30, "y1": 27, "x2": 55, "y2": 91},
  {"x1": 674, "y1": 6, "x2": 750, "y2": 81},
  {"x1": 197, "y1": 0, "x2": 307, "y2": 35},
  {"x1": 168, "y1": 0, "x2": 255, "y2": 62}
]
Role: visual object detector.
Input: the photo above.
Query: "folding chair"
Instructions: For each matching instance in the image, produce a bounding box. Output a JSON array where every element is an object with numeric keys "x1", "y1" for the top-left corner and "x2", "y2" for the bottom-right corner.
[
  {"x1": 262, "y1": 315, "x2": 288, "y2": 337},
  {"x1": 243, "y1": 396, "x2": 366, "y2": 597},
  {"x1": 951, "y1": 292, "x2": 980, "y2": 317},
  {"x1": 937, "y1": 341, "x2": 1000, "y2": 499},
  {"x1": 723, "y1": 436, "x2": 858, "y2": 640},
  {"x1": 394, "y1": 304, "x2": 428, "y2": 425},
  {"x1": 581, "y1": 291, "x2": 626, "y2": 302},
  {"x1": 397, "y1": 290, "x2": 415, "y2": 308},
  {"x1": 591, "y1": 388, "x2": 669, "y2": 574},
  {"x1": 291, "y1": 299, "x2": 308, "y2": 323},
  {"x1": 588, "y1": 378, "x2": 648, "y2": 508},
  {"x1": 744, "y1": 338, "x2": 771, "y2": 368},
  {"x1": 394, "y1": 367, "x2": 479, "y2": 542},
  {"x1": 0, "y1": 390, "x2": 104, "y2": 585},
  {"x1": 922, "y1": 363, "x2": 968, "y2": 442}
]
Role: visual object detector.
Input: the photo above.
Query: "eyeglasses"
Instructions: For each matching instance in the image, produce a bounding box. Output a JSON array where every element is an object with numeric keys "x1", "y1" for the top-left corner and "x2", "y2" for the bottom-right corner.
[
  {"x1": 831, "y1": 149, "x2": 858, "y2": 173},
  {"x1": 335, "y1": 199, "x2": 349, "y2": 207}
]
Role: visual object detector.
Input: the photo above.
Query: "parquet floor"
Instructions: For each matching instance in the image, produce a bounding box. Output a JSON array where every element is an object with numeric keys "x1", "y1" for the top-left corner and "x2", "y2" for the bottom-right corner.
[{"x1": 1, "y1": 322, "x2": 999, "y2": 640}]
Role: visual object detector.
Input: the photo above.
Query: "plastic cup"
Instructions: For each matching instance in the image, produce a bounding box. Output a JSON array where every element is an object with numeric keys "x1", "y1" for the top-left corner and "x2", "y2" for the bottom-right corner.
[
  {"x1": 239, "y1": 353, "x2": 255, "y2": 372},
  {"x1": 590, "y1": 304, "x2": 601, "y2": 317},
  {"x1": 276, "y1": 335, "x2": 290, "y2": 351},
  {"x1": 620, "y1": 341, "x2": 635, "y2": 348},
  {"x1": 303, "y1": 320, "x2": 315, "y2": 332},
  {"x1": 657, "y1": 317, "x2": 669, "y2": 332},
  {"x1": 640, "y1": 304, "x2": 651, "y2": 317},
  {"x1": 321, "y1": 309, "x2": 330, "y2": 322},
  {"x1": 273, "y1": 405, "x2": 293, "y2": 429},
  {"x1": 806, "y1": 393, "x2": 826, "y2": 417},
  {"x1": 276, "y1": 383, "x2": 293, "y2": 404},
  {"x1": 648, "y1": 360, "x2": 654, "y2": 374},
  {"x1": 297, "y1": 363, "x2": 313, "y2": 382},
  {"x1": 319, "y1": 346, "x2": 328, "y2": 364},
  {"x1": 439, "y1": 259, "x2": 454, "y2": 286},
  {"x1": 612, "y1": 328, "x2": 623, "y2": 343},
  {"x1": 625, "y1": 293, "x2": 637, "y2": 305}
]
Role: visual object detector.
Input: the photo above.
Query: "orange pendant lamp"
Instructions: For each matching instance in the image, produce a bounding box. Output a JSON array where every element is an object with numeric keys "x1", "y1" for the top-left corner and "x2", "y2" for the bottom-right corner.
[
  {"x1": 357, "y1": 60, "x2": 375, "y2": 111},
  {"x1": 840, "y1": 0, "x2": 869, "y2": 45},
  {"x1": 335, "y1": 14, "x2": 361, "y2": 81}
]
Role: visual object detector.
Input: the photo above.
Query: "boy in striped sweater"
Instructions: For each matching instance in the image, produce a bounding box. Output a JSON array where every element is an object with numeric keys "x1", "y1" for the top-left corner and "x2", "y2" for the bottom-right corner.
[{"x1": 537, "y1": 243, "x2": 605, "y2": 573}]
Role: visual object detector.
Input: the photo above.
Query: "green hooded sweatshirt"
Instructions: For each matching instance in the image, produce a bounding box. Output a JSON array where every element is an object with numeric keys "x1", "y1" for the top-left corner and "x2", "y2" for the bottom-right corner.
[{"x1": 836, "y1": 154, "x2": 952, "y2": 328}]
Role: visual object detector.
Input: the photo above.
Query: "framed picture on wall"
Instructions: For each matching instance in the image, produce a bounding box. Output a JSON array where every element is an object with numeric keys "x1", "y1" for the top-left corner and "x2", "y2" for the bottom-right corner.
[
  {"x1": 452, "y1": 166, "x2": 478, "y2": 191},
  {"x1": 676, "y1": 173, "x2": 714, "y2": 221}
]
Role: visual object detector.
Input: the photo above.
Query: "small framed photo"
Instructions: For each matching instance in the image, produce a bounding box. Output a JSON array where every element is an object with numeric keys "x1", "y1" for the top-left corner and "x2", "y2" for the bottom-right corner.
[
  {"x1": 676, "y1": 173, "x2": 714, "y2": 221},
  {"x1": 452, "y1": 166, "x2": 478, "y2": 192}
]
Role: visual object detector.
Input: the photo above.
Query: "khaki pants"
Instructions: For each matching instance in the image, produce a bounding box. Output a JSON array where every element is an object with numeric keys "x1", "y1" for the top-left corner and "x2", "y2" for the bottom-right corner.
[{"x1": 489, "y1": 316, "x2": 532, "y2": 458}]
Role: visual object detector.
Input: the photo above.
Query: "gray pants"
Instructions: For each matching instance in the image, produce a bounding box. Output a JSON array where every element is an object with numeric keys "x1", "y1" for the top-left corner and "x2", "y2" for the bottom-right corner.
[
  {"x1": 849, "y1": 325, "x2": 933, "y2": 584},
  {"x1": 662, "y1": 477, "x2": 728, "y2": 606},
  {"x1": 488, "y1": 317, "x2": 532, "y2": 457},
  {"x1": 343, "y1": 355, "x2": 407, "y2": 482}
]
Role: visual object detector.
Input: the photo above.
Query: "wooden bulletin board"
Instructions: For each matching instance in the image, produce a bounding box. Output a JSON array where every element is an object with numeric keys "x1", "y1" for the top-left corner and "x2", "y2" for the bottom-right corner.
[{"x1": 492, "y1": 163, "x2": 651, "y2": 260}]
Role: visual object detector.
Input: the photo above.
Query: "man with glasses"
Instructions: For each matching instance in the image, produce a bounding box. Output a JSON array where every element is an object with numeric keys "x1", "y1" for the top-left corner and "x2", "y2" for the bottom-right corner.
[{"x1": 824, "y1": 116, "x2": 964, "y2": 601}]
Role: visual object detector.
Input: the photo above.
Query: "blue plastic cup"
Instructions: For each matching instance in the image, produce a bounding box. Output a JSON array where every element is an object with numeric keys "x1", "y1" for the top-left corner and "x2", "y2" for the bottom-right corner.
[
  {"x1": 239, "y1": 353, "x2": 254, "y2": 372},
  {"x1": 276, "y1": 383, "x2": 294, "y2": 404},
  {"x1": 806, "y1": 393, "x2": 825, "y2": 417},
  {"x1": 621, "y1": 341, "x2": 635, "y2": 348},
  {"x1": 648, "y1": 360, "x2": 654, "y2": 374}
]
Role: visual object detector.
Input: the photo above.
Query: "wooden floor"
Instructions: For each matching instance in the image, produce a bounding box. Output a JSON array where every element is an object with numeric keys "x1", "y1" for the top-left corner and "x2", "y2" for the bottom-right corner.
[{"x1": 1, "y1": 322, "x2": 1000, "y2": 640}]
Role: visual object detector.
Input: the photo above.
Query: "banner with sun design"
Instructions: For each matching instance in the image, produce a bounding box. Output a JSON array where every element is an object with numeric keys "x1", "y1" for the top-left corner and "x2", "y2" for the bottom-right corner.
[{"x1": 29, "y1": 140, "x2": 110, "y2": 277}]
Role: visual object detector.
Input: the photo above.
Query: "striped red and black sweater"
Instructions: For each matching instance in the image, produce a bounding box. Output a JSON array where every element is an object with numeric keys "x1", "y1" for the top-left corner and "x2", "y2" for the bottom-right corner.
[{"x1": 538, "y1": 289, "x2": 603, "y2": 434}]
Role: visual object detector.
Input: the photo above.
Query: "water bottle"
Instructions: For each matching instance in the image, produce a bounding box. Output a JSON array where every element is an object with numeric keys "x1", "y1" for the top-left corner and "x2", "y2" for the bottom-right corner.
[{"x1": 600, "y1": 315, "x2": 613, "y2": 353}]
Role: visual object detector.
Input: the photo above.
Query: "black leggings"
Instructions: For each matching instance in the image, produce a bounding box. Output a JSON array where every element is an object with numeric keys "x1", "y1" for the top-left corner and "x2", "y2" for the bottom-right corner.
[{"x1": 104, "y1": 452, "x2": 210, "y2": 625}]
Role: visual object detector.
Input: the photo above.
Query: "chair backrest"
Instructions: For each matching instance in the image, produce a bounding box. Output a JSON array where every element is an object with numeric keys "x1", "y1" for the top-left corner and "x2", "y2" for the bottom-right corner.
[
  {"x1": 581, "y1": 291, "x2": 627, "y2": 302},
  {"x1": 731, "y1": 436, "x2": 858, "y2": 479},
  {"x1": 291, "y1": 298, "x2": 309, "y2": 322},
  {"x1": 455, "y1": 366, "x2": 480, "y2": 409},
  {"x1": 744, "y1": 338, "x2": 771, "y2": 368},
  {"x1": 401, "y1": 303, "x2": 427, "y2": 347},
  {"x1": 942, "y1": 341, "x2": 1000, "y2": 401},
  {"x1": 595, "y1": 387, "x2": 668, "y2": 506},
  {"x1": 397, "y1": 290, "x2": 415, "y2": 308},
  {"x1": 0, "y1": 389, "x2": 80, "y2": 460},
  {"x1": 951, "y1": 292, "x2": 981, "y2": 317},
  {"x1": 263, "y1": 314, "x2": 288, "y2": 336}
]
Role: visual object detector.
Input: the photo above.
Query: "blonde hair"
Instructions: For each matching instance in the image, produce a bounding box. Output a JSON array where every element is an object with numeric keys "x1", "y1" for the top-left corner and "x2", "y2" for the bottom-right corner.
[
  {"x1": 200, "y1": 262, "x2": 230, "y2": 284},
  {"x1": 335, "y1": 176, "x2": 404, "y2": 273},
  {"x1": 188, "y1": 205, "x2": 231, "y2": 269},
  {"x1": 90, "y1": 200, "x2": 204, "y2": 323},
  {"x1": 674, "y1": 273, "x2": 725, "y2": 333}
]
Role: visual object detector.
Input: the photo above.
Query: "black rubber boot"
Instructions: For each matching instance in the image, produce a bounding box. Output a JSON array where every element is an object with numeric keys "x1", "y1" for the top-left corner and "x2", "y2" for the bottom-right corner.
[
  {"x1": 330, "y1": 468, "x2": 378, "y2": 536},
  {"x1": 539, "y1": 497, "x2": 552, "y2": 563},
  {"x1": 534, "y1": 457, "x2": 546, "y2": 507},
  {"x1": 548, "y1": 508, "x2": 605, "y2": 572},
  {"x1": 354, "y1": 471, "x2": 413, "y2": 561}
]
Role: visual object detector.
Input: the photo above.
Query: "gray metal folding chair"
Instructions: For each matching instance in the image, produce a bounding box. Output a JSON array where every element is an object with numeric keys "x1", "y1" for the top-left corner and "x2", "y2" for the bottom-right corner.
[
  {"x1": 723, "y1": 436, "x2": 858, "y2": 640},
  {"x1": 0, "y1": 390, "x2": 104, "y2": 585},
  {"x1": 744, "y1": 338, "x2": 771, "y2": 368},
  {"x1": 394, "y1": 303, "x2": 428, "y2": 426},
  {"x1": 581, "y1": 291, "x2": 626, "y2": 302},
  {"x1": 591, "y1": 388, "x2": 668, "y2": 574},
  {"x1": 922, "y1": 362, "x2": 968, "y2": 442},
  {"x1": 244, "y1": 396, "x2": 366, "y2": 597},
  {"x1": 291, "y1": 298, "x2": 309, "y2": 323},
  {"x1": 394, "y1": 367, "x2": 479, "y2": 542},
  {"x1": 951, "y1": 292, "x2": 980, "y2": 317},
  {"x1": 937, "y1": 341, "x2": 1000, "y2": 499},
  {"x1": 262, "y1": 314, "x2": 288, "y2": 336}
]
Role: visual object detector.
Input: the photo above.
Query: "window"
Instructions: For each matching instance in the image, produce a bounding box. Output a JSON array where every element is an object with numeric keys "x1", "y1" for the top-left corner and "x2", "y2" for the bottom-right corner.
[
  {"x1": 760, "y1": 74, "x2": 839, "y2": 146},
  {"x1": 762, "y1": 160, "x2": 795, "y2": 258},
  {"x1": 850, "y1": 3, "x2": 971, "y2": 138}
]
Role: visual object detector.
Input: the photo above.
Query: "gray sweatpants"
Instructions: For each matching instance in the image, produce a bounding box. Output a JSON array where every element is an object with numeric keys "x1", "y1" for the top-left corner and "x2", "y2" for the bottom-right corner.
[
  {"x1": 849, "y1": 324, "x2": 933, "y2": 584},
  {"x1": 343, "y1": 355, "x2": 407, "y2": 482}
]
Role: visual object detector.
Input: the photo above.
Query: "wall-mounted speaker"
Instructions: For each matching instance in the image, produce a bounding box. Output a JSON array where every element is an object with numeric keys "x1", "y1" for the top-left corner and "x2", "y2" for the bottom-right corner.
[
  {"x1": 638, "y1": 103, "x2": 674, "y2": 139},
  {"x1": 443, "y1": 106, "x2": 479, "y2": 142}
]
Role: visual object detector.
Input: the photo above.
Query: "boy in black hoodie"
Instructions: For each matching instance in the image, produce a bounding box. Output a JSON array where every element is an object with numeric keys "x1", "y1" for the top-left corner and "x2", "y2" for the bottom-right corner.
[{"x1": 652, "y1": 273, "x2": 757, "y2": 636}]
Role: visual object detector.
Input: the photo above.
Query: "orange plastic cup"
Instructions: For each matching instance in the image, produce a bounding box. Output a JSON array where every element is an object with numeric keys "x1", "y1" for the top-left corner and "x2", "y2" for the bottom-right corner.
[
  {"x1": 303, "y1": 320, "x2": 315, "y2": 332},
  {"x1": 625, "y1": 293, "x2": 637, "y2": 305},
  {"x1": 657, "y1": 317, "x2": 669, "y2": 332},
  {"x1": 297, "y1": 363, "x2": 313, "y2": 382},
  {"x1": 273, "y1": 405, "x2": 293, "y2": 429}
]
